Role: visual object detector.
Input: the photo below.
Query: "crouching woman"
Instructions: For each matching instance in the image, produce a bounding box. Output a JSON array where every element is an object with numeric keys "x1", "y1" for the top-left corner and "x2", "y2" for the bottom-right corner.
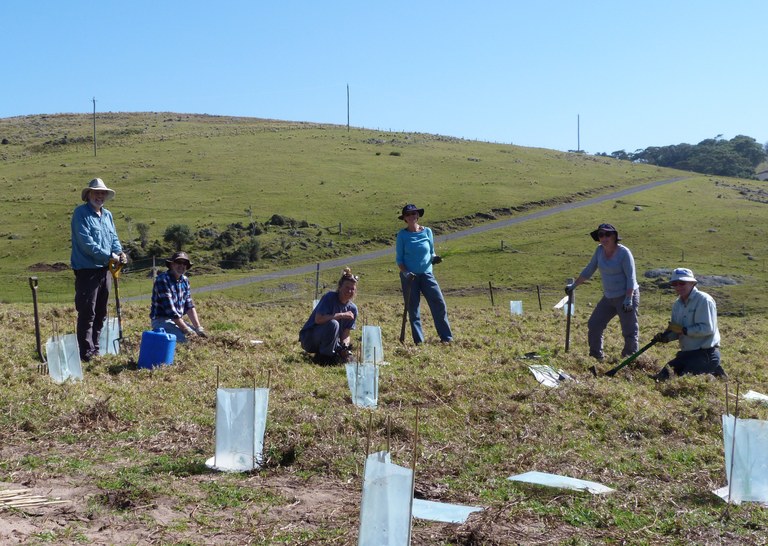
[{"x1": 299, "y1": 267, "x2": 358, "y2": 365}]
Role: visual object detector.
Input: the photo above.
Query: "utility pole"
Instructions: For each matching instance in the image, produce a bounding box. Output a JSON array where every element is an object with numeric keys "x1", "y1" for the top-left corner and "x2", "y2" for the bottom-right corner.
[
  {"x1": 346, "y1": 84, "x2": 350, "y2": 132},
  {"x1": 92, "y1": 97, "x2": 97, "y2": 157},
  {"x1": 577, "y1": 114, "x2": 580, "y2": 153}
]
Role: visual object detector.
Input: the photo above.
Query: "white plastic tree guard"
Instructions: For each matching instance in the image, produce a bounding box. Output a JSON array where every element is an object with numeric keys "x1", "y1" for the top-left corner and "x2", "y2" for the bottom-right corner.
[
  {"x1": 358, "y1": 451, "x2": 413, "y2": 546},
  {"x1": 205, "y1": 387, "x2": 270, "y2": 472},
  {"x1": 98, "y1": 317, "x2": 120, "y2": 355},
  {"x1": 346, "y1": 363, "x2": 378, "y2": 408},
  {"x1": 715, "y1": 414, "x2": 768, "y2": 505},
  {"x1": 361, "y1": 325, "x2": 383, "y2": 364},
  {"x1": 45, "y1": 334, "x2": 83, "y2": 384}
]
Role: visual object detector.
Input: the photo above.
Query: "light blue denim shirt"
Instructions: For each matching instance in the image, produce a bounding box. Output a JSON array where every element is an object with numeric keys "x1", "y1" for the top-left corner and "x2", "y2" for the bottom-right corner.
[
  {"x1": 580, "y1": 244, "x2": 639, "y2": 298},
  {"x1": 70, "y1": 203, "x2": 123, "y2": 270},
  {"x1": 671, "y1": 287, "x2": 720, "y2": 350}
]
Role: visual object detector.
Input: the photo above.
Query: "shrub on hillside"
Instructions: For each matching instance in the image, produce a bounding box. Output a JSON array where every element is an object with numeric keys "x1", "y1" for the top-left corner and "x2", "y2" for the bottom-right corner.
[{"x1": 163, "y1": 224, "x2": 194, "y2": 251}]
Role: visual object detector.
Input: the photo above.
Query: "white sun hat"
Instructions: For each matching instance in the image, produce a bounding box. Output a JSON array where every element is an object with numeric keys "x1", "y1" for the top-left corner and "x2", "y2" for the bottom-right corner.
[{"x1": 81, "y1": 178, "x2": 116, "y2": 202}]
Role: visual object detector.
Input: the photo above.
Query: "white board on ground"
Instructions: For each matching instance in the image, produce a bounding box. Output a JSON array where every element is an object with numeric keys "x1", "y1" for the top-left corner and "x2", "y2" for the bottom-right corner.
[
  {"x1": 412, "y1": 498, "x2": 483, "y2": 523},
  {"x1": 528, "y1": 365, "x2": 574, "y2": 388},
  {"x1": 508, "y1": 471, "x2": 614, "y2": 494},
  {"x1": 742, "y1": 390, "x2": 768, "y2": 405}
]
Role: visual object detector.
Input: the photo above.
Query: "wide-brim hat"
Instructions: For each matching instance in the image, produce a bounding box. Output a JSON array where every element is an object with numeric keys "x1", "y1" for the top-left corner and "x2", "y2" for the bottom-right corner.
[
  {"x1": 81, "y1": 178, "x2": 116, "y2": 202},
  {"x1": 590, "y1": 223, "x2": 621, "y2": 242},
  {"x1": 670, "y1": 267, "x2": 697, "y2": 283},
  {"x1": 166, "y1": 251, "x2": 193, "y2": 269},
  {"x1": 399, "y1": 203, "x2": 425, "y2": 220}
]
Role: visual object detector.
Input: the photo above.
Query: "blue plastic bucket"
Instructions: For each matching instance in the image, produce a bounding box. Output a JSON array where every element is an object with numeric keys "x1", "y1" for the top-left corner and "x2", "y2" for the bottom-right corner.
[{"x1": 137, "y1": 328, "x2": 177, "y2": 369}]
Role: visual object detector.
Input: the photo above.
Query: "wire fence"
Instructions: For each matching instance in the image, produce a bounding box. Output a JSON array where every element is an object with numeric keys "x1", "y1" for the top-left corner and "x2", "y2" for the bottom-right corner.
[{"x1": 6, "y1": 251, "x2": 757, "y2": 319}]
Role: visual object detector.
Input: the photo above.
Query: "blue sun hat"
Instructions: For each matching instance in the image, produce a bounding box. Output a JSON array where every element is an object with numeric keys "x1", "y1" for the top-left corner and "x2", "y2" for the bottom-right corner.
[
  {"x1": 398, "y1": 204, "x2": 424, "y2": 220},
  {"x1": 590, "y1": 223, "x2": 621, "y2": 242}
]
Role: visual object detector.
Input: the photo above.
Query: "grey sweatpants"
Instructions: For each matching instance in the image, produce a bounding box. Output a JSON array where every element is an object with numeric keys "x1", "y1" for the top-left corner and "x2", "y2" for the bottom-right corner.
[{"x1": 587, "y1": 291, "x2": 639, "y2": 359}]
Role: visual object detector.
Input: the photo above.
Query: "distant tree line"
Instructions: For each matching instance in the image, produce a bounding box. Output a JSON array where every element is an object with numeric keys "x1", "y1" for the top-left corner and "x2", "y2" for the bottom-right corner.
[{"x1": 598, "y1": 135, "x2": 767, "y2": 179}]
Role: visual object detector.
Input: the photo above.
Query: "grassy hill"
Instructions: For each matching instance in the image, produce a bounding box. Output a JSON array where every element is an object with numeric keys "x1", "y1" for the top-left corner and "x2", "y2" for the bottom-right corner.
[
  {"x1": 0, "y1": 112, "x2": 702, "y2": 303},
  {"x1": 1, "y1": 113, "x2": 768, "y2": 544}
]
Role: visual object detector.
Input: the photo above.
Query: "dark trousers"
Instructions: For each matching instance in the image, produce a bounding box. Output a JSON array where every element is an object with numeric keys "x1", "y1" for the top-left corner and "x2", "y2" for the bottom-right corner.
[
  {"x1": 654, "y1": 347, "x2": 725, "y2": 380},
  {"x1": 669, "y1": 347, "x2": 723, "y2": 377},
  {"x1": 300, "y1": 320, "x2": 341, "y2": 357},
  {"x1": 74, "y1": 268, "x2": 110, "y2": 359}
]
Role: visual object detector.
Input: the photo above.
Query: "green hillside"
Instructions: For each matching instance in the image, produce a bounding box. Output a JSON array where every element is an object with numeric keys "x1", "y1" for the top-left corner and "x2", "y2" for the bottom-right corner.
[{"x1": 0, "y1": 111, "x2": 703, "y2": 303}]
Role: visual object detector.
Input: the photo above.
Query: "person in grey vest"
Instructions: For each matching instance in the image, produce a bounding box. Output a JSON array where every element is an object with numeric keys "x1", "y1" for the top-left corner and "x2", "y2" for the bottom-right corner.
[
  {"x1": 650, "y1": 267, "x2": 726, "y2": 381},
  {"x1": 566, "y1": 223, "x2": 639, "y2": 367}
]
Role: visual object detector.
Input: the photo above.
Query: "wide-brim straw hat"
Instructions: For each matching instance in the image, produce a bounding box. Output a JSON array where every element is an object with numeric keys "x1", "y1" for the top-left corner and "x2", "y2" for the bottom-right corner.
[{"x1": 81, "y1": 178, "x2": 116, "y2": 202}]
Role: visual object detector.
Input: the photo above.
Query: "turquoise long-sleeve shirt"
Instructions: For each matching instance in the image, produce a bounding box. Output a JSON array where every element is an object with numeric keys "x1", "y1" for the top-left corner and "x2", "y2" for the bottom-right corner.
[
  {"x1": 396, "y1": 227, "x2": 434, "y2": 275},
  {"x1": 70, "y1": 203, "x2": 123, "y2": 270},
  {"x1": 579, "y1": 244, "x2": 638, "y2": 298}
]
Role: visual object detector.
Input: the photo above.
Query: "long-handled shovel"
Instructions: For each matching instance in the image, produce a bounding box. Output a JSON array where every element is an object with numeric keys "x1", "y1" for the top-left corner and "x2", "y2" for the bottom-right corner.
[
  {"x1": 108, "y1": 259, "x2": 125, "y2": 352},
  {"x1": 29, "y1": 276, "x2": 46, "y2": 373},
  {"x1": 564, "y1": 283, "x2": 574, "y2": 352},
  {"x1": 399, "y1": 274, "x2": 415, "y2": 344},
  {"x1": 604, "y1": 339, "x2": 658, "y2": 377}
]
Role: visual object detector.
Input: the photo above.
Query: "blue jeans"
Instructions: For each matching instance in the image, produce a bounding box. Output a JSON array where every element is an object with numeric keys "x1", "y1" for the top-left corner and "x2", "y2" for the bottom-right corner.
[
  {"x1": 587, "y1": 291, "x2": 639, "y2": 358},
  {"x1": 401, "y1": 272, "x2": 452, "y2": 343}
]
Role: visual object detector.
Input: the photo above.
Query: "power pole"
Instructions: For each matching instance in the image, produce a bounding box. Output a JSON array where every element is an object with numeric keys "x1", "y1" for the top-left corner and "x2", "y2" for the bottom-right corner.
[
  {"x1": 346, "y1": 84, "x2": 350, "y2": 132},
  {"x1": 92, "y1": 97, "x2": 97, "y2": 157},
  {"x1": 577, "y1": 114, "x2": 580, "y2": 152}
]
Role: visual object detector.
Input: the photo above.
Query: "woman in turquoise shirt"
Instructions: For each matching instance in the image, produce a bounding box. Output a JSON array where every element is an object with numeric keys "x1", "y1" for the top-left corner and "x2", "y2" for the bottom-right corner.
[{"x1": 395, "y1": 204, "x2": 452, "y2": 344}]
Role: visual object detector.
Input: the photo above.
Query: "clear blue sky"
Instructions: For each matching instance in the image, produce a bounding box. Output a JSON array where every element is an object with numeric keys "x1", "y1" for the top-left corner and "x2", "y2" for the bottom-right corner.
[{"x1": 3, "y1": 0, "x2": 766, "y2": 154}]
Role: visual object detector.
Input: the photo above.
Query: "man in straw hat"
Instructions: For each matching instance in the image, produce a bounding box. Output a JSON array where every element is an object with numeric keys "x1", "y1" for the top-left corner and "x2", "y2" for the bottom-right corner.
[
  {"x1": 650, "y1": 267, "x2": 726, "y2": 381},
  {"x1": 71, "y1": 178, "x2": 128, "y2": 362},
  {"x1": 150, "y1": 251, "x2": 207, "y2": 343}
]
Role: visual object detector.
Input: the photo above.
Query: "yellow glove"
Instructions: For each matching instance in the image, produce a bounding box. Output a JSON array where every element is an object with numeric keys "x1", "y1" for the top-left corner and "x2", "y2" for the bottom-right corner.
[{"x1": 667, "y1": 323, "x2": 684, "y2": 334}]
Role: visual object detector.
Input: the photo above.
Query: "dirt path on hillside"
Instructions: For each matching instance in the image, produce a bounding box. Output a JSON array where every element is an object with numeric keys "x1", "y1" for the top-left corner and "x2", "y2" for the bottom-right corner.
[{"x1": 125, "y1": 176, "x2": 687, "y2": 301}]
